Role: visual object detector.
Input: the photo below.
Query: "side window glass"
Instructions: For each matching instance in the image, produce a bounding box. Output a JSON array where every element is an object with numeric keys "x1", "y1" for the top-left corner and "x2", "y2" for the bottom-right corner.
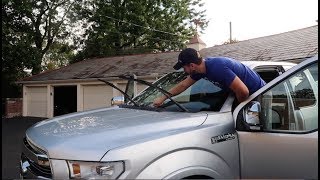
[
  {"x1": 289, "y1": 72, "x2": 316, "y2": 108},
  {"x1": 260, "y1": 63, "x2": 318, "y2": 132}
]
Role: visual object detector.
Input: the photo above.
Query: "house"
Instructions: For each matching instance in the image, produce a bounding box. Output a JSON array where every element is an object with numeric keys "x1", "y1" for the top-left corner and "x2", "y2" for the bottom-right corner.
[{"x1": 17, "y1": 25, "x2": 318, "y2": 118}]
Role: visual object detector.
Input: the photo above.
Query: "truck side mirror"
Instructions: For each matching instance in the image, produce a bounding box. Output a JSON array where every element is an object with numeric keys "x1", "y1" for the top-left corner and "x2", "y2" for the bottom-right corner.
[
  {"x1": 111, "y1": 96, "x2": 125, "y2": 106},
  {"x1": 244, "y1": 101, "x2": 262, "y2": 131}
]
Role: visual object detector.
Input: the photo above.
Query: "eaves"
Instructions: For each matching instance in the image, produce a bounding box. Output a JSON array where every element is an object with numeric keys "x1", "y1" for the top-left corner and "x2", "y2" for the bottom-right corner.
[{"x1": 16, "y1": 74, "x2": 163, "y2": 85}]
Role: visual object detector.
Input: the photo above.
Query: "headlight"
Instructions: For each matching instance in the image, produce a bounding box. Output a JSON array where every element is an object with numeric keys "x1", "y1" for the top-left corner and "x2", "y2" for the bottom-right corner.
[{"x1": 67, "y1": 161, "x2": 124, "y2": 179}]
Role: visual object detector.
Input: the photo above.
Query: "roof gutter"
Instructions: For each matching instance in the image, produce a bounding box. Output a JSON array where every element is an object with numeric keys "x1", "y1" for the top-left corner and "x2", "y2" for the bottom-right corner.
[{"x1": 16, "y1": 74, "x2": 164, "y2": 85}]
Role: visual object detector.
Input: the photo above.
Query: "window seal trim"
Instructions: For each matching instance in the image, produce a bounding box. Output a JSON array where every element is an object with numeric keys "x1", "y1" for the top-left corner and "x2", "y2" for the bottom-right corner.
[{"x1": 258, "y1": 128, "x2": 318, "y2": 134}]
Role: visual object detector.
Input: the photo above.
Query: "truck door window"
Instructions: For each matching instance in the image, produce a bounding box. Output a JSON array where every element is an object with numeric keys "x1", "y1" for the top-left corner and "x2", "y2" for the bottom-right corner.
[{"x1": 259, "y1": 62, "x2": 318, "y2": 132}]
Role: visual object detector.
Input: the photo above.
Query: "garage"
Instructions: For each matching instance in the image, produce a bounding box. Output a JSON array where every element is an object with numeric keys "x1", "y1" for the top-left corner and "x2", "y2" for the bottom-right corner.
[
  {"x1": 26, "y1": 86, "x2": 47, "y2": 117},
  {"x1": 21, "y1": 79, "x2": 157, "y2": 118}
]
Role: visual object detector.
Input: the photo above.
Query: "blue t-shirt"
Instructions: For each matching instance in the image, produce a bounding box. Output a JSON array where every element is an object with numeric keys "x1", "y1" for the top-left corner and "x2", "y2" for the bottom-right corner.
[{"x1": 190, "y1": 57, "x2": 266, "y2": 95}]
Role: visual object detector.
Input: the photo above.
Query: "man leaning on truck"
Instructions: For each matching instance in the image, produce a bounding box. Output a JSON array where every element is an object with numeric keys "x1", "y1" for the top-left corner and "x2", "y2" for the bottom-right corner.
[{"x1": 153, "y1": 48, "x2": 266, "y2": 107}]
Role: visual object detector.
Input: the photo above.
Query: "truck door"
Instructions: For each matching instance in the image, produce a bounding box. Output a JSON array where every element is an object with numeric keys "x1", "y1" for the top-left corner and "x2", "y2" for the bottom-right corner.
[{"x1": 234, "y1": 56, "x2": 318, "y2": 179}]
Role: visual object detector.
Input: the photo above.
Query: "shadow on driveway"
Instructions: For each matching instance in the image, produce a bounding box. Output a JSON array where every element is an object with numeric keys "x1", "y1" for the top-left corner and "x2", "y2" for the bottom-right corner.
[{"x1": 2, "y1": 116, "x2": 47, "y2": 179}]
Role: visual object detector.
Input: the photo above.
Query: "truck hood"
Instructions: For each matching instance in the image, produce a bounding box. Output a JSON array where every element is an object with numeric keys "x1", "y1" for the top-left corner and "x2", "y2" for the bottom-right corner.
[{"x1": 26, "y1": 107, "x2": 207, "y2": 161}]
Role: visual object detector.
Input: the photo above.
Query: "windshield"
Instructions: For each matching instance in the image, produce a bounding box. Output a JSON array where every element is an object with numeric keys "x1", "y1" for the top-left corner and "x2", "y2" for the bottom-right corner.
[{"x1": 130, "y1": 72, "x2": 228, "y2": 112}]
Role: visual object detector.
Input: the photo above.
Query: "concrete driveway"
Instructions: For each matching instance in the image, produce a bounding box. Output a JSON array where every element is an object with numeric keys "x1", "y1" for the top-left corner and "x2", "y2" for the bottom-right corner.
[{"x1": 2, "y1": 116, "x2": 46, "y2": 179}]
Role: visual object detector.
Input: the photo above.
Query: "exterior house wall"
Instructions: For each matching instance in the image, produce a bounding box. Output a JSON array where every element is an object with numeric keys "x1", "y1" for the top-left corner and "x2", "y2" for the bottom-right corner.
[{"x1": 22, "y1": 77, "x2": 158, "y2": 118}]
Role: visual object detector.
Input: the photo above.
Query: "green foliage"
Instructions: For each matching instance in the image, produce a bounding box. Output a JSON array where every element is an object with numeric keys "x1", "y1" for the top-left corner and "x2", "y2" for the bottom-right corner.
[
  {"x1": 71, "y1": 0, "x2": 208, "y2": 62},
  {"x1": 2, "y1": 0, "x2": 77, "y2": 75},
  {"x1": 2, "y1": 0, "x2": 78, "y2": 97},
  {"x1": 42, "y1": 42, "x2": 75, "y2": 70},
  {"x1": 2, "y1": 0, "x2": 208, "y2": 97}
]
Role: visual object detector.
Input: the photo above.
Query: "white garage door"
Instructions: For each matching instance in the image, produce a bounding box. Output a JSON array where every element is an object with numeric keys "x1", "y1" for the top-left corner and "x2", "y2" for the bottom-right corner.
[
  {"x1": 115, "y1": 83, "x2": 127, "y2": 97},
  {"x1": 83, "y1": 85, "x2": 113, "y2": 111},
  {"x1": 27, "y1": 86, "x2": 47, "y2": 117}
]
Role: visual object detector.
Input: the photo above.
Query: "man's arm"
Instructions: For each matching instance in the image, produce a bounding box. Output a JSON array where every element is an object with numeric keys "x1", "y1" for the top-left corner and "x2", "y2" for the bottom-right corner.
[
  {"x1": 153, "y1": 76, "x2": 196, "y2": 107},
  {"x1": 229, "y1": 76, "x2": 249, "y2": 103}
]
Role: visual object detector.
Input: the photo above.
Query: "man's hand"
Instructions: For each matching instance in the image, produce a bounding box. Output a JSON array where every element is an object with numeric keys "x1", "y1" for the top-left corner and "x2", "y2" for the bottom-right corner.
[
  {"x1": 153, "y1": 76, "x2": 196, "y2": 107},
  {"x1": 153, "y1": 96, "x2": 166, "y2": 107}
]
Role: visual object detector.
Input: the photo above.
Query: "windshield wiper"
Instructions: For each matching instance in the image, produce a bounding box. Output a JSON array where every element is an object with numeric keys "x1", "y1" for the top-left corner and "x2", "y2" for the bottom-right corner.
[
  {"x1": 98, "y1": 78, "x2": 139, "y2": 107},
  {"x1": 118, "y1": 75, "x2": 189, "y2": 112}
]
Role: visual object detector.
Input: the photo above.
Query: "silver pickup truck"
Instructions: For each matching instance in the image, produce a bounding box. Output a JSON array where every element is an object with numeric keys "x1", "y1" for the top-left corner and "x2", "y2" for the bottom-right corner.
[{"x1": 20, "y1": 55, "x2": 318, "y2": 179}]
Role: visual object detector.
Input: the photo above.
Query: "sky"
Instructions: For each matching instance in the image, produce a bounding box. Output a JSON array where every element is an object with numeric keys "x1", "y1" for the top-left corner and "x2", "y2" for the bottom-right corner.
[{"x1": 200, "y1": 0, "x2": 318, "y2": 47}]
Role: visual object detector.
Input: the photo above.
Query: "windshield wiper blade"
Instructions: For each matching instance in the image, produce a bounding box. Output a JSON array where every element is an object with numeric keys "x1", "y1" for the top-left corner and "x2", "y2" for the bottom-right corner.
[
  {"x1": 118, "y1": 75, "x2": 189, "y2": 112},
  {"x1": 98, "y1": 78, "x2": 139, "y2": 107}
]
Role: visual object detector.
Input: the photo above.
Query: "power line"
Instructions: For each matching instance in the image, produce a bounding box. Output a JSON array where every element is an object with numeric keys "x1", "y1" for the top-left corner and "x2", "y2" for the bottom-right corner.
[
  {"x1": 100, "y1": 15, "x2": 182, "y2": 37},
  {"x1": 82, "y1": 27, "x2": 185, "y2": 44}
]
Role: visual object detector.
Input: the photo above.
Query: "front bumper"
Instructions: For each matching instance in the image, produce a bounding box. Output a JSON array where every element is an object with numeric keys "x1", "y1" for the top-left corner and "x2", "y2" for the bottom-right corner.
[
  {"x1": 20, "y1": 153, "x2": 51, "y2": 179},
  {"x1": 19, "y1": 137, "x2": 52, "y2": 179}
]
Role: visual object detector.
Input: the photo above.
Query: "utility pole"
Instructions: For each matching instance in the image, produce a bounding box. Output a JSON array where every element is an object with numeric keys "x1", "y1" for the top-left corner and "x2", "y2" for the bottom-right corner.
[{"x1": 229, "y1": 21, "x2": 232, "y2": 43}]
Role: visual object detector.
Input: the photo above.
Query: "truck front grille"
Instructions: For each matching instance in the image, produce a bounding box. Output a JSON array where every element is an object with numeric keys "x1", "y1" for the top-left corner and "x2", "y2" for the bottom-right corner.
[{"x1": 20, "y1": 137, "x2": 52, "y2": 179}]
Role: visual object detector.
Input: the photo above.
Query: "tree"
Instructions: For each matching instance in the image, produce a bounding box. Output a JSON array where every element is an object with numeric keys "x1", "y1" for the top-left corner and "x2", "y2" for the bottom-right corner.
[
  {"x1": 2, "y1": 0, "x2": 78, "y2": 75},
  {"x1": 42, "y1": 42, "x2": 75, "y2": 70},
  {"x1": 2, "y1": 0, "x2": 78, "y2": 97},
  {"x1": 71, "y1": 0, "x2": 208, "y2": 62}
]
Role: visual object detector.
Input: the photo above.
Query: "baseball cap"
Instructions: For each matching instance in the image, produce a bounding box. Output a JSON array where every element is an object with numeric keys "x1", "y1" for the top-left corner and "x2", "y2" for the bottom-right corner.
[{"x1": 173, "y1": 48, "x2": 202, "y2": 70}]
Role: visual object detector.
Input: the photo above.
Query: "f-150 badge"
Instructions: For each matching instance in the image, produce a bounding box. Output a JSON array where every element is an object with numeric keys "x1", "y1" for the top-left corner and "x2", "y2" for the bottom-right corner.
[{"x1": 211, "y1": 133, "x2": 236, "y2": 144}]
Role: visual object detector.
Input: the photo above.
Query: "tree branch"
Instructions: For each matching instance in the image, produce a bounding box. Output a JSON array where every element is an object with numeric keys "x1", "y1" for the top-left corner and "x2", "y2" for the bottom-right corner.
[
  {"x1": 34, "y1": 0, "x2": 50, "y2": 49},
  {"x1": 42, "y1": 1, "x2": 75, "y2": 54}
]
